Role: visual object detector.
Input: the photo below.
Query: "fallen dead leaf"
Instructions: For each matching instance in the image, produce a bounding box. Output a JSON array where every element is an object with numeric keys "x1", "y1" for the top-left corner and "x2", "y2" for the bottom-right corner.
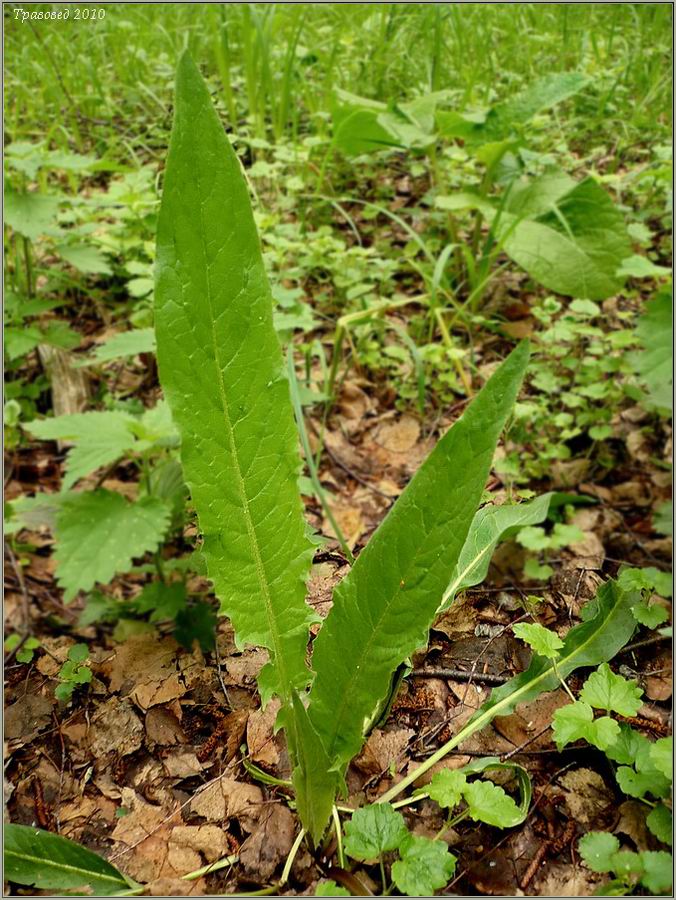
[
  {"x1": 88, "y1": 697, "x2": 144, "y2": 758},
  {"x1": 5, "y1": 692, "x2": 53, "y2": 743},
  {"x1": 645, "y1": 649, "x2": 672, "y2": 701},
  {"x1": 240, "y1": 803, "x2": 295, "y2": 881},
  {"x1": 558, "y1": 768, "x2": 613, "y2": 828},
  {"x1": 247, "y1": 699, "x2": 282, "y2": 768},
  {"x1": 162, "y1": 750, "x2": 204, "y2": 779},
  {"x1": 323, "y1": 500, "x2": 364, "y2": 547},
  {"x1": 375, "y1": 415, "x2": 420, "y2": 453},
  {"x1": 190, "y1": 777, "x2": 263, "y2": 832},
  {"x1": 145, "y1": 707, "x2": 187, "y2": 746},
  {"x1": 353, "y1": 727, "x2": 414, "y2": 778}
]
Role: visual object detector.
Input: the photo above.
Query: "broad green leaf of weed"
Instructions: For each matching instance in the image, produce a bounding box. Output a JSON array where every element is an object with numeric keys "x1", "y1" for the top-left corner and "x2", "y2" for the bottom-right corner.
[
  {"x1": 617, "y1": 566, "x2": 673, "y2": 599},
  {"x1": 632, "y1": 601, "x2": 669, "y2": 628},
  {"x1": 391, "y1": 834, "x2": 456, "y2": 897},
  {"x1": 154, "y1": 52, "x2": 314, "y2": 707},
  {"x1": 496, "y1": 176, "x2": 631, "y2": 300},
  {"x1": 132, "y1": 581, "x2": 187, "y2": 622},
  {"x1": 646, "y1": 804, "x2": 672, "y2": 845},
  {"x1": 639, "y1": 851, "x2": 673, "y2": 894},
  {"x1": 4, "y1": 824, "x2": 132, "y2": 895},
  {"x1": 56, "y1": 243, "x2": 112, "y2": 275},
  {"x1": 5, "y1": 188, "x2": 61, "y2": 240},
  {"x1": 512, "y1": 622, "x2": 563, "y2": 659},
  {"x1": 81, "y1": 328, "x2": 156, "y2": 365},
  {"x1": 649, "y1": 737, "x2": 672, "y2": 781},
  {"x1": 579, "y1": 832, "x2": 621, "y2": 874},
  {"x1": 552, "y1": 701, "x2": 620, "y2": 751},
  {"x1": 427, "y1": 769, "x2": 467, "y2": 810},
  {"x1": 343, "y1": 804, "x2": 408, "y2": 862},
  {"x1": 579, "y1": 663, "x2": 643, "y2": 717},
  {"x1": 308, "y1": 342, "x2": 530, "y2": 769},
  {"x1": 489, "y1": 72, "x2": 589, "y2": 135},
  {"x1": 25, "y1": 411, "x2": 138, "y2": 490},
  {"x1": 631, "y1": 289, "x2": 673, "y2": 412},
  {"x1": 615, "y1": 766, "x2": 670, "y2": 800},
  {"x1": 516, "y1": 525, "x2": 551, "y2": 552},
  {"x1": 463, "y1": 780, "x2": 523, "y2": 828},
  {"x1": 604, "y1": 724, "x2": 651, "y2": 766},
  {"x1": 54, "y1": 491, "x2": 171, "y2": 601}
]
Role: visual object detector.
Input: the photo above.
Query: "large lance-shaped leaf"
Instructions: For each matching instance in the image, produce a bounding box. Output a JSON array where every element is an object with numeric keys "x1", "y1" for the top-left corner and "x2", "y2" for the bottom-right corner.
[
  {"x1": 154, "y1": 53, "x2": 314, "y2": 704},
  {"x1": 4, "y1": 824, "x2": 132, "y2": 895},
  {"x1": 308, "y1": 341, "x2": 530, "y2": 768}
]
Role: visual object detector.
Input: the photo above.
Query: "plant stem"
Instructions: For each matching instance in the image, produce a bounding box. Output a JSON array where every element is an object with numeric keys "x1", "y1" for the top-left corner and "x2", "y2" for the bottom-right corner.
[
  {"x1": 287, "y1": 345, "x2": 355, "y2": 564},
  {"x1": 332, "y1": 806, "x2": 345, "y2": 869}
]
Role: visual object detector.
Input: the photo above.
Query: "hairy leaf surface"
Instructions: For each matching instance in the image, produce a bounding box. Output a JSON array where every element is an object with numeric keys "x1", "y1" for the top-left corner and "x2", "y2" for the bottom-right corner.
[
  {"x1": 308, "y1": 342, "x2": 530, "y2": 767},
  {"x1": 154, "y1": 54, "x2": 314, "y2": 703}
]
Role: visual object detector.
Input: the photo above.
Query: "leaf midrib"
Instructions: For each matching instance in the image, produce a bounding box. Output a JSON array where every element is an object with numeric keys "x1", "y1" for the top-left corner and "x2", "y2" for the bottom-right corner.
[
  {"x1": 191, "y1": 144, "x2": 291, "y2": 702},
  {"x1": 5, "y1": 849, "x2": 124, "y2": 887}
]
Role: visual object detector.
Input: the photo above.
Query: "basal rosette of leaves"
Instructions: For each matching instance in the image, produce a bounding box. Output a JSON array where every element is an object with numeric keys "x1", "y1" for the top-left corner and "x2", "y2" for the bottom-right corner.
[{"x1": 153, "y1": 53, "x2": 532, "y2": 843}]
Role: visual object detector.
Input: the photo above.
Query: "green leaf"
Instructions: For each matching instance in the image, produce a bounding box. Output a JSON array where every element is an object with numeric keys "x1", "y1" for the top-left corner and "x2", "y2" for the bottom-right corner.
[
  {"x1": 427, "y1": 770, "x2": 467, "y2": 810},
  {"x1": 308, "y1": 341, "x2": 530, "y2": 768},
  {"x1": 315, "y1": 880, "x2": 351, "y2": 897},
  {"x1": 25, "y1": 411, "x2": 138, "y2": 490},
  {"x1": 650, "y1": 737, "x2": 672, "y2": 781},
  {"x1": 616, "y1": 255, "x2": 671, "y2": 279},
  {"x1": 496, "y1": 175, "x2": 631, "y2": 300},
  {"x1": 579, "y1": 831, "x2": 621, "y2": 874},
  {"x1": 343, "y1": 804, "x2": 408, "y2": 862},
  {"x1": 4, "y1": 824, "x2": 131, "y2": 895},
  {"x1": 5, "y1": 188, "x2": 60, "y2": 240},
  {"x1": 132, "y1": 581, "x2": 187, "y2": 622},
  {"x1": 154, "y1": 53, "x2": 314, "y2": 707},
  {"x1": 632, "y1": 290, "x2": 673, "y2": 411},
  {"x1": 605, "y1": 724, "x2": 652, "y2": 766},
  {"x1": 463, "y1": 780, "x2": 523, "y2": 828},
  {"x1": 617, "y1": 566, "x2": 673, "y2": 599},
  {"x1": 460, "y1": 757, "x2": 532, "y2": 826},
  {"x1": 513, "y1": 622, "x2": 563, "y2": 659},
  {"x1": 640, "y1": 851, "x2": 673, "y2": 894},
  {"x1": 632, "y1": 601, "x2": 670, "y2": 628},
  {"x1": 647, "y1": 805, "x2": 672, "y2": 845},
  {"x1": 440, "y1": 492, "x2": 574, "y2": 610},
  {"x1": 56, "y1": 243, "x2": 112, "y2": 275},
  {"x1": 391, "y1": 834, "x2": 456, "y2": 897},
  {"x1": 53, "y1": 490, "x2": 171, "y2": 601},
  {"x1": 174, "y1": 602, "x2": 217, "y2": 652},
  {"x1": 579, "y1": 663, "x2": 643, "y2": 717},
  {"x1": 80, "y1": 328, "x2": 156, "y2": 365},
  {"x1": 489, "y1": 72, "x2": 589, "y2": 134},
  {"x1": 616, "y1": 766, "x2": 670, "y2": 800},
  {"x1": 68, "y1": 643, "x2": 89, "y2": 664},
  {"x1": 552, "y1": 701, "x2": 620, "y2": 751}
]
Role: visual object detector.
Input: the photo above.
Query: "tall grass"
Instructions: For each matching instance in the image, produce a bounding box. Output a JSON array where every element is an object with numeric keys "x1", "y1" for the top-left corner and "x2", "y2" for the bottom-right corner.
[{"x1": 6, "y1": 3, "x2": 672, "y2": 160}]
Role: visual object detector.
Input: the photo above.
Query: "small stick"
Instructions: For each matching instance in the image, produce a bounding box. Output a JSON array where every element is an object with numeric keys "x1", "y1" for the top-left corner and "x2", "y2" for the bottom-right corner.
[{"x1": 413, "y1": 667, "x2": 509, "y2": 685}]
